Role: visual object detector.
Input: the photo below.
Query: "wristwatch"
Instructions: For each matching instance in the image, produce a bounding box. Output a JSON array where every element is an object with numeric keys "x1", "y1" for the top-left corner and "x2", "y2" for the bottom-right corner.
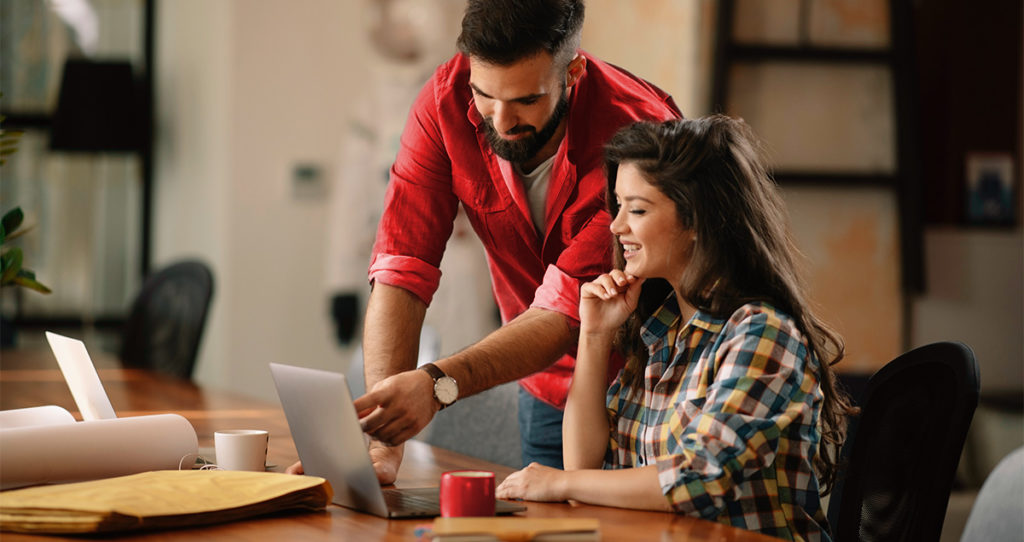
[{"x1": 419, "y1": 362, "x2": 458, "y2": 410}]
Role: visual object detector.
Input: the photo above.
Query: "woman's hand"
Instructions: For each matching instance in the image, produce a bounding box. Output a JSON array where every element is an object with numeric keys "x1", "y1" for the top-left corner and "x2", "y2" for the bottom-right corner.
[
  {"x1": 579, "y1": 270, "x2": 644, "y2": 336},
  {"x1": 495, "y1": 462, "x2": 568, "y2": 502},
  {"x1": 499, "y1": 463, "x2": 672, "y2": 511}
]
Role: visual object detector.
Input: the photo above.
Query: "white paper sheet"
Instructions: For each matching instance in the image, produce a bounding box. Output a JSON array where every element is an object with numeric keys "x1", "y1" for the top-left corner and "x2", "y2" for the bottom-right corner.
[
  {"x1": 0, "y1": 414, "x2": 198, "y2": 490},
  {"x1": 0, "y1": 406, "x2": 77, "y2": 429}
]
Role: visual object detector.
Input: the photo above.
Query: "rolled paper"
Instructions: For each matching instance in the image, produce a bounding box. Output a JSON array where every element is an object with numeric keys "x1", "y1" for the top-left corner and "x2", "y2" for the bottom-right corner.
[
  {"x1": 0, "y1": 414, "x2": 198, "y2": 490},
  {"x1": 0, "y1": 406, "x2": 77, "y2": 430}
]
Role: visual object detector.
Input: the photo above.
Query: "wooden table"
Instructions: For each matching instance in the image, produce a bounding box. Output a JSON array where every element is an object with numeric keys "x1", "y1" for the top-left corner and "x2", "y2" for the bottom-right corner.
[{"x1": 0, "y1": 347, "x2": 776, "y2": 541}]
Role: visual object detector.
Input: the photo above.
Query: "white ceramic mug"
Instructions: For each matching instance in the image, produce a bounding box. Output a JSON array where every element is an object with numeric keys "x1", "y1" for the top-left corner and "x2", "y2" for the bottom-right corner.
[{"x1": 214, "y1": 429, "x2": 268, "y2": 471}]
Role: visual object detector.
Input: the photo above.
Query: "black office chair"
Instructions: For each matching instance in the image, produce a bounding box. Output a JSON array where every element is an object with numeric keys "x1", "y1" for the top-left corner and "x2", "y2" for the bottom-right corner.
[
  {"x1": 827, "y1": 342, "x2": 980, "y2": 542},
  {"x1": 120, "y1": 260, "x2": 214, "y2": 379}
]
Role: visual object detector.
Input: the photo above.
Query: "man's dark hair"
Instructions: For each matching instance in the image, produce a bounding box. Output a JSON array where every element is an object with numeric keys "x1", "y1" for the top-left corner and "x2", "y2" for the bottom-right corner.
[{"x1": 456, "y1": 0, "x2": 584, "y2": 68}]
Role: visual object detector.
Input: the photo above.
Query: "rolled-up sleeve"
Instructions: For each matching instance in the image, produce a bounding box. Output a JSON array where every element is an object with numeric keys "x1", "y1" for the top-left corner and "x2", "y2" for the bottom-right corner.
[
  {"x1": 368, "y1": 254, "x2": 444, "y2": 306},
  {"x1": 530, "y1": 264, "x2": 585, "y2": 323},
  {"x1": 368, "y1": 76, "x2": 460, "y2": 306}
]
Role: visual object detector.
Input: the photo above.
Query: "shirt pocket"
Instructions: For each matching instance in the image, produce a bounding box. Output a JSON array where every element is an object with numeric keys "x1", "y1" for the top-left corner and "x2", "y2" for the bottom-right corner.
[
  {"x1": 453, "y1": 173, "x2": 506, "y2": 212},
  {"x1": 453, "y1": 174, "x2": 529, "y2": 251}
]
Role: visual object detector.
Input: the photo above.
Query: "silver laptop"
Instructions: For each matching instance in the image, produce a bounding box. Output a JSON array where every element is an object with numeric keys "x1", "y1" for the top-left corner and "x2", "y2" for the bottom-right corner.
[
  {"x1": 45, "y1": 331, "x2": 117, "y2": 421},
  {"x1": 269, "y1": 362, "x2": 526, "y2": 518}
]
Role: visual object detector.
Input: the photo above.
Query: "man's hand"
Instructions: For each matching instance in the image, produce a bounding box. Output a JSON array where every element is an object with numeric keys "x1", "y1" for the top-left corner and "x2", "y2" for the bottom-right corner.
[
  {"x1": 353, "y1": 368, "x2": 439, "y2": 447},
  {"x1": 285, "y1": 445, "x2": 402, "y2": 485},
  {"x1": 368, "y1": 441, "x2": 405, "y2": 485},
  {"x1": 283, "y1": 441, "x2": 405, "y2": 485}
]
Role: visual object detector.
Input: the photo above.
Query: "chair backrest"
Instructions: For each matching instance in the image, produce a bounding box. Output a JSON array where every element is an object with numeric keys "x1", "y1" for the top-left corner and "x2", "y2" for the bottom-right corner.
[
  {"x1": 120, "y1": 260, "x2": 214, "y2": 379},
  {"x1": 827, "y1": 342, "x2": 980, "y2": 542}
]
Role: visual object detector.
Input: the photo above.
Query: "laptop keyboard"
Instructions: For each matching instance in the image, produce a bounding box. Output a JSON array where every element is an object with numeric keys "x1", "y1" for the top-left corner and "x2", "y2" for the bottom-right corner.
[{"x1": 382, "y1": 487, "x2": 439, "y2": 513}]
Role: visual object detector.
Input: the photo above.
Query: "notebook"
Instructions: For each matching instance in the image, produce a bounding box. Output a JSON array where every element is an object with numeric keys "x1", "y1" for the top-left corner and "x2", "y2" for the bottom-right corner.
[
  {"x1": 268, "y1": 362, "x2": 526, "y2": 519},
  {"x1": 45, "y1": 331, "x2": 117, "y2": 421}
]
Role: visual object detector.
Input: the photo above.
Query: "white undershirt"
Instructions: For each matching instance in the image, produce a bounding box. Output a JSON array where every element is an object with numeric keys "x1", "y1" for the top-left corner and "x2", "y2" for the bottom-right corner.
[{"x1": 516, "y1": 154, "x2": 556, "y2": 236}]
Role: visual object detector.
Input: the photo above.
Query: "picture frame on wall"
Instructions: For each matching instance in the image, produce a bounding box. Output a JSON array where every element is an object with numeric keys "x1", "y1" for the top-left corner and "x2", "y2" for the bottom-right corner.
[{"x1": 965, "y1": 152, "x2": 1016, "y2": 226}]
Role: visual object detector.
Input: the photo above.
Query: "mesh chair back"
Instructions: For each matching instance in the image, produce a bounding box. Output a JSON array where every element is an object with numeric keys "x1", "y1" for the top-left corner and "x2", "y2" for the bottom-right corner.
[
  {"x1": 828, "y1": 342, "x2": 979, "y2": 542},
  {"x1": 120, "y1": 260, "x2": 214, "y2": 379}
]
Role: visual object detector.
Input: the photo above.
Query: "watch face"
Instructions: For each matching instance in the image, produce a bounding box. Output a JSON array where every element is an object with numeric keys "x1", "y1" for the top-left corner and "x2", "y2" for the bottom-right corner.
[{"x1": 434, "y1": 376, "x2": 458, "y2": 404}]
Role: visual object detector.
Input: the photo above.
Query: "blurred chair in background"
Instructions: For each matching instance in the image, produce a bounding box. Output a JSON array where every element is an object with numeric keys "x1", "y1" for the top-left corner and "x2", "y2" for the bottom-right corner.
[
  {"x1": 959, "y1": 446, "x2": 1024, "y2": 542},
  {"x1": 827, "y1": 341, "x2": 980, "y2": 542},
  {"x1": 120, "y1": 260, "x2": 214, "y2": 380},
  {"x1": 346, "y1": 325, "x2": 522, "y2": 468},
  {"x1": 416, "y1": 381, "x2": 522, "y2": 469}
]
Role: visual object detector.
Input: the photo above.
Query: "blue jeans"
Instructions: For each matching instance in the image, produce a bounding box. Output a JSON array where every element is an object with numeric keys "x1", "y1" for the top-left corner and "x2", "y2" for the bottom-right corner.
[{"x1": 517, "y1": 387, "x2": 564, "y2": 469}]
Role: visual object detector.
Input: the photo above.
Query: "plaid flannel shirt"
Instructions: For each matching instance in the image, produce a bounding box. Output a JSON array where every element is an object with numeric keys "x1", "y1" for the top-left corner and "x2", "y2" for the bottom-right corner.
[{"x1": 604, "y1": 297, "x2": 831, "y2": 542}]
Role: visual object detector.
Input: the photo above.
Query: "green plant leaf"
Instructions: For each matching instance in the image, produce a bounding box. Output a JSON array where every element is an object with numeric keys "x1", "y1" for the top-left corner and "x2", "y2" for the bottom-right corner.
[
  {"x1": 2, "y1": 207, "x2": 24, "y2": 235},
  {"x1": 13, "y1": 270, "x2": 51, "y2": 294},
  {"x1": 1, "y1": 246, "x2": 23, "y2": 284}
]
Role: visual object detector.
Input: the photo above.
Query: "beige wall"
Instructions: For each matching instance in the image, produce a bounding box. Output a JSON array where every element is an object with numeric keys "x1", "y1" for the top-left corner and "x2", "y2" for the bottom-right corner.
[
  {"x1": 583, "y1": 0, "x2": 713, "y2": 117},
  {"x1": 912, "y1": 229, "x2": 1024, "y2": 392},
  {"x1": 155, "y1": 0, "x2": 369, "y2": 399}
]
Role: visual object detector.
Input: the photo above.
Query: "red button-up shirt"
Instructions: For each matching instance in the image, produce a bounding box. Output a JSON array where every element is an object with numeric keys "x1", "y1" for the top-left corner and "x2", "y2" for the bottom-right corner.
[{"x1": 369, "y1": 51, "x2": 681, "y2": 408}]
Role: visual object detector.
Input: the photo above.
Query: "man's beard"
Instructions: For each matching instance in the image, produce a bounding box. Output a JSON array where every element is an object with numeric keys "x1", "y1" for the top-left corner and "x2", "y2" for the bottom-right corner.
[{"x1": 482, "y1": 91, "x2": 570, "y2": 165}]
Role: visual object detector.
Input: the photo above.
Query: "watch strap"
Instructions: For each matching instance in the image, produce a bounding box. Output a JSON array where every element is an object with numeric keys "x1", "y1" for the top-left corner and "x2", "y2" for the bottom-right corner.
[
  {"x1": 419, "y1": 362, "x2": 454, "y2": 409},
  {"x1": 419, "y1": 362, "x2": 446, "y2": 382}
]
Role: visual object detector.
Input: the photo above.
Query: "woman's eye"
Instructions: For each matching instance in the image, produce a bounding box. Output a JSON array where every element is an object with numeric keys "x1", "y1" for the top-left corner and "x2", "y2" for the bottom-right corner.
[{"x1": 629, "y1": 208, "x2": 646, "y2": 215}]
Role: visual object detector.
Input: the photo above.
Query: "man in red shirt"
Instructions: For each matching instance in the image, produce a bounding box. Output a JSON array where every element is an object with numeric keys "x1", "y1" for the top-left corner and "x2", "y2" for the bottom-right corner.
[{"x1": 350, "y1": 0, "x2": 680, "y2": 483}]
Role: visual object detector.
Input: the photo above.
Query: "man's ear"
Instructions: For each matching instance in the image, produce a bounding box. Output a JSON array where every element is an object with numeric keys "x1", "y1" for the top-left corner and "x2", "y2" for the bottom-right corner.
[{"x1": 566, "y1": 54, "x2": 586, "y2": 88}]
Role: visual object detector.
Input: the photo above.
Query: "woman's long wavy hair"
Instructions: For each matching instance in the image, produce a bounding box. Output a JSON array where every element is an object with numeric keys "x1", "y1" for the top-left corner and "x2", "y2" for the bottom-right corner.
[{"x1": 603, "y1": 115, "x2": 855, "y2": 494}]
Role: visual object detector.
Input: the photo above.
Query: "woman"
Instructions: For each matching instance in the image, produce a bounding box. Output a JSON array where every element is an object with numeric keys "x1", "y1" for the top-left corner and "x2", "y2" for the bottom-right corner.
[{"x1": 496, "y1": 116, "x2": 853, "y2": 541}]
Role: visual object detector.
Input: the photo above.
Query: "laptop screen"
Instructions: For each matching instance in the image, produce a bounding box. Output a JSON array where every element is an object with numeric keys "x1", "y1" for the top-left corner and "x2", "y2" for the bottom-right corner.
[
  {"x1": 45, "y1": 331, "x2": 117, "y2": 421},
  {"x1": 269, "y1": 362, "x2": 391, "y2": 516}
]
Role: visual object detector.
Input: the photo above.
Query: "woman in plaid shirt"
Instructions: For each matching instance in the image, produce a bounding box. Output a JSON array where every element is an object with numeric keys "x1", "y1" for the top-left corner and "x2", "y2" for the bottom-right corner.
[{"x1": 498, "y1": 116, "x2": 854, "y2": 541}]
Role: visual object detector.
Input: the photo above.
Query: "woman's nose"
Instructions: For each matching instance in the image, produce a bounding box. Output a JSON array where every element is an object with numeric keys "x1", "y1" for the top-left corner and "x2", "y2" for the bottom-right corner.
[{"x1": 610, "y1": 209, "x2": 626, "y2": 234}]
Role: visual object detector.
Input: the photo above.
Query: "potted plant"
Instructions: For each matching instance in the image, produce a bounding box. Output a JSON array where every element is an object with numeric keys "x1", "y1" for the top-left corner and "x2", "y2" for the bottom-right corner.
[
  {"x1": 1, "y1": 96, "x2": 50, "y2": 294},
  {"x1": 1, "y1": 208, "x2": 51, "y2": 293}
]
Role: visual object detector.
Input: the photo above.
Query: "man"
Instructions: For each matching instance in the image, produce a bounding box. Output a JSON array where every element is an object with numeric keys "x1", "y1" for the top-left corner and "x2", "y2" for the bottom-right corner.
[{"x1": 296, "y1": 0, "x2": 680, "y2": 483}]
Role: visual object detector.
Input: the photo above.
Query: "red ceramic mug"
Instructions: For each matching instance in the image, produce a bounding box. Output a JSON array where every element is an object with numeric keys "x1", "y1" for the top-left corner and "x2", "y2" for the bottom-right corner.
[{"x1": 439, "y1": 470, "x2": 496, "y2": 517}]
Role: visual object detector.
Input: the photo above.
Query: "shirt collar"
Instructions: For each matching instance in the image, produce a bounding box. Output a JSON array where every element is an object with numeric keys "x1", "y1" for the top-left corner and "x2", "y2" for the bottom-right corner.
[{"x1": 639, "y1": 293, "x2": 725, "y2": 348}]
